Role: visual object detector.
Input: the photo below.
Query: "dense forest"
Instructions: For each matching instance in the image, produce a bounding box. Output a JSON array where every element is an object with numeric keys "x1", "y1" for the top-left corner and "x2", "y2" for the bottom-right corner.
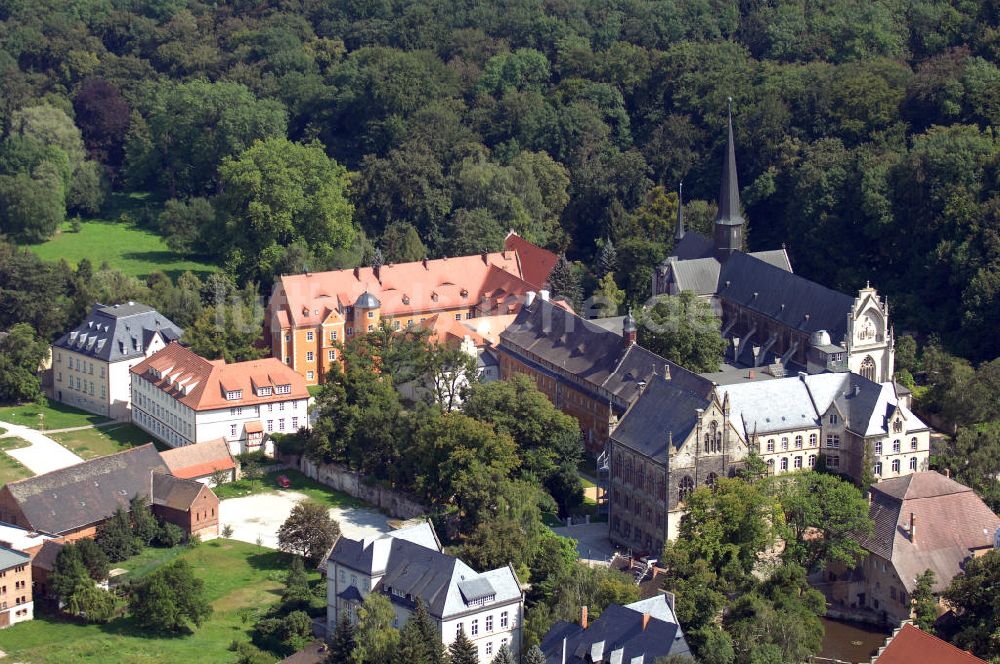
[{"x1": 1, "y1": 0, "x2": 1000, "y2": 364}]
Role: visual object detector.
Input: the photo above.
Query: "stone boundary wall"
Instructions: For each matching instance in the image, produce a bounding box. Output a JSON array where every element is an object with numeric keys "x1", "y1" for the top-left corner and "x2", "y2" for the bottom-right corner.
[{"x1": 292, "y1": 455, "x2": 426, "y2": 519}]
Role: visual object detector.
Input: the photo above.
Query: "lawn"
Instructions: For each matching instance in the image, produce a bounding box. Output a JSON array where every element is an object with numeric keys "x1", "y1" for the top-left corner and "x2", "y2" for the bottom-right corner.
[
  {"x1": 0, "y1": 438, "x2": 32, "y2": 487},
  {"x1": 213, "y1": 467, "x2": 366, "y2": 509},
  {"x1": 25, "y1": 194, "x2": 218, "y2": 280},
  {"x1": 51, "y1": 423, "x2": 165, "y2": 459},
  {"x1": 0, "y1": 539, "x2": 301, "y2": 664},
  {"x1": 0, "y1": 398, "x2": 109, "y2": 430}
]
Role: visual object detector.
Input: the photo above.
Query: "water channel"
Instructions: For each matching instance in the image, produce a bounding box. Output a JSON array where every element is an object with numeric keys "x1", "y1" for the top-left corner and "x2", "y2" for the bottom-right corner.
[{"x1": 817, "y1": 617, "x2": 889, "y2": 663}]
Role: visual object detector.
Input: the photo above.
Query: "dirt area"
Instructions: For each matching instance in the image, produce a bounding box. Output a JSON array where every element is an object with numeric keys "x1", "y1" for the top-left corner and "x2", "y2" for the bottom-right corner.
[{"x1": 219, "y1": 490, "x2": 392, "y2": 550}]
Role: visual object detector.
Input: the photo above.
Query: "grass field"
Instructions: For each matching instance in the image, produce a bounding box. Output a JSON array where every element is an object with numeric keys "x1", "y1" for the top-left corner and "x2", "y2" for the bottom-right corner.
[
  {"x1": 0, "y1": 438, "x2": 32, "y2": 486},
  {"x1": 24, "y1": 193, "x2": 218, "y2": 280},
  {"x1": 213, "y1": 468, "x2": 366, "y2": 510},
  {"x1": 51, "y1": 423, "x2": 164, "y2": 459},
  {"x1": 0, "y1": 398, "x2": 109, "y2": 430},
  {"x1": 0, "y1": 539, "x2": 299, "y2": 663}
]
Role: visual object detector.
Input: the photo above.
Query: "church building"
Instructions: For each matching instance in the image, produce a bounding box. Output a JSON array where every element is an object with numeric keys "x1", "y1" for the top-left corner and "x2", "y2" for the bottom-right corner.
[{"x1": 652, "y1": 106, "x2": 895, "y2": 383}]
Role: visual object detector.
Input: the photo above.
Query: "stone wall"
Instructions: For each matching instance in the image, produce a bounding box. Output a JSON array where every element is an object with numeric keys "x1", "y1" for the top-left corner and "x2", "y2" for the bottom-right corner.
[{"x1": 294, "y1": 456, "x2": 426, "y2": 520}]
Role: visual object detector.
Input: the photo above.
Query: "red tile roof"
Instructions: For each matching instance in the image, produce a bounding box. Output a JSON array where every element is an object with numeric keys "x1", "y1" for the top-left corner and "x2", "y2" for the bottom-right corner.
[
  {"x1": 131, "y1": 342, "x2": 309, "y2": 411},
  {"x1": 159, "y1": 438, "x2": 236, "y2": 480},
  {"x1": 866, "y1": 472, "x2": 1000, "y2": 592},
  {"x1": 270, "y1": 251, "x2": 537, "y2": 330},
  {"x1": 876, "y1": 623, "x2": 986, "y2": 664},
  {"x1": 504, "y1": 232, "x2": 558, "y2": 289}
]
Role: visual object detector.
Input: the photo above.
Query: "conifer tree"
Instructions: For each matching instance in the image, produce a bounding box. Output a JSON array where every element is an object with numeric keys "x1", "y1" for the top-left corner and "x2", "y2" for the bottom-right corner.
[
  {"x1": 523, "y1": 646, "x2": 547, "y2": 664},
  {"x1": 96, "y1": 507, "x2": 140, "y2": 562},
  {"x1": 130, "y1": 495, "x2": 159, "y2": 545},
  {"x1": 547, "y1": 253, "x2": 582, "y2": 311},
  {"x1": 327, "y1": 613, "x2": 355, "y2": 663},
  {"x1": 912, "y1": 569, "x2": 937, "y2": 631},
  {"x1": 491, "y1": 642, "x2": 517, "y2": 664},
  {"x1": 447, "y1": 630, "x2": 479, "y2": 664},
  {"x1": 597, "y1": 239, "x2": 617, "y2": 278},
  {"x1": 397, "y1": 600, "x2": 445, "y2": 663}
]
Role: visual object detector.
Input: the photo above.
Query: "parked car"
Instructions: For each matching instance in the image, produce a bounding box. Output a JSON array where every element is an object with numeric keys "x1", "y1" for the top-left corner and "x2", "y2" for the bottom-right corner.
[{"x1": 276, "y1": 475, "x2": 291, "y2": 488}]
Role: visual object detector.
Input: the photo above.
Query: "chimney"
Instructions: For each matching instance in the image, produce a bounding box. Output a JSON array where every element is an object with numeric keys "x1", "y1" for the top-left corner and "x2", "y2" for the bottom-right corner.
[
  {"x1": 642, "y1": 613, "x2": 651, "y2": 631},
  {"x1": 798, "y1": 371, "x2": 807, "y2": 381},
  {"x1": 422, "y1": 257, "x2": 429, "y2": 269},
  {"x1": 353, "y1": 266, "x2": 360, "y2": 279},
  {"x1": 525, "y1": 291, "x2": 537, "y2": 307},
  {"x1": 853, "y1": 384, "x2": 862, "y2": 396},
  {"x1": 910, "y1": 513, "x2": 917, "y2": 543},
  {"x1": 481, "y1": 251, "x2": 489, "y2": 264},
  {"x1": 623, "y1": 311, "x2": 637, "y2": 346},
  {"x1": 373, "y1": 264, "x2": 380, "y2": 281},
  {"x1": 581, "y1": 605, "x2": 588, "y2": 629},
  {"x1": 945, "y1": 468, "x2": 951, "y2": 478},
  {"x1": 539, "y1": 289, "x2": 550, "y2": 302}
]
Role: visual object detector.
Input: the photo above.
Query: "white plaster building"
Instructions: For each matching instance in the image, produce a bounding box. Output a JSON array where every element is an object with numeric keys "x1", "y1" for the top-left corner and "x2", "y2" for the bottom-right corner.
[
  {"x1": 129, "y1": 342, "x2": 309, "y2": 456},
  {"x1": 327, "y1": 522, "x2": 524, "y2": 662},
  {"x1": 51, "y1": 303, "x2": 182, "y2": 420}
]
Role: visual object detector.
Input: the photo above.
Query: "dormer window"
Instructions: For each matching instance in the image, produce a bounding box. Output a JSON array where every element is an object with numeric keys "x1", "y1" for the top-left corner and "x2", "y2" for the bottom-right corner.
[
  {"x1": 257, "y1": 387, "x2": 272, "y2": 397},
  {"x1": 431, "y1": 292, "x2": 439, "y2": 302},
  {"x1": 402, "y1": 295, "x2": 410, "y2": 305},
  {"x1": 226, "y1": 390, "x2": 243, "y2": 400},
  {"x1": 460, "y1": 288, "x2": 469, "y2": 298},
  {"x1": 275, "y1": 384, "x2": 291, "y2": 395}
]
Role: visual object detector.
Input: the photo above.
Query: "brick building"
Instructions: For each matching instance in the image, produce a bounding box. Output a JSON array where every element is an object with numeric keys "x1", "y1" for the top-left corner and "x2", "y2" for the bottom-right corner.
[
  {"x1": 0, "y1": 444, "x2": 219, "y2": 540},
  {"x1": 151, "y1": 473, "x2": 219, "y2": 538},
  {"x1": 265, "y1": 235, "x2": 556, "y2": 385},
  {"x1": 0, "y1": 547, "x2": 32, "y2": 628},
  {"x1": 497, "y1": 295, "x2": 705, "y2": 453}
]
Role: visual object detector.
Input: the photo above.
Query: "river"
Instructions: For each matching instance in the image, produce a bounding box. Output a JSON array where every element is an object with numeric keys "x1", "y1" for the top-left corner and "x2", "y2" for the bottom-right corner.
[{"x1": 818, "y1": 617, "x2": 888, "y2": 663}]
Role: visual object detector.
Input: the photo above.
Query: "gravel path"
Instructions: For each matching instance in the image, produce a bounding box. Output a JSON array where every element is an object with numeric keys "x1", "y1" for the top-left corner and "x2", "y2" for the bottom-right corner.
[
  {"x1": 219, "y1": 490, "x2": 392, "y2": 550},
  {"x1": 0, "y1": 420, "x2": 83, "y2": 475}
]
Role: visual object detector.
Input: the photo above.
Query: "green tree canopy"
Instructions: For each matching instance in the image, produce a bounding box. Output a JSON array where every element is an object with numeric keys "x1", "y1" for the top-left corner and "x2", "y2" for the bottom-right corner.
[{"x1": 637, "y1": 292, "x2": 727, "y2": 373}]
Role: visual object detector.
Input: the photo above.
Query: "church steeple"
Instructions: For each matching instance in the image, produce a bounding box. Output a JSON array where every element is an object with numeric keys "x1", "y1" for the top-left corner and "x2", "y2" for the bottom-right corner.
[
  {"x1": 714, "y1": 98, "x2": 745, "y2": 260},
  {"x1": 674, "y1": 181, "x2": 685, "y2": 243}
]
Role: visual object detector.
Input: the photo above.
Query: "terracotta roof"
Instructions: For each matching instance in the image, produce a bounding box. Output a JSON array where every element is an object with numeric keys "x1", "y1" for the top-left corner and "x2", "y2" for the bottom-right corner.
[
  {"x1": 151, "y1": 472, "x2": 211, "y2": 511},
  {"x1": 244, "y1": 421, "x2": 263, "y2": 434},
  {"x1": 865, "y1": 472, "x2": 1000, "y2": 592},
  {"x1": 159, "y1": 438, "x2": 236, "y2": 480},
  {"x1": 131, "y1": 342, "x2": 309, "y2": 411},
  {"x1": 876, "y1": 623, "x2": 986, "y2": 664},
  {"x1": 29, "y1": 539, "x2": 65, "y2": 572},
  {"x1": 270, "y1": 249, "x2": 542, "y2": 329},
  {"x1": 504, "y1": 232, "x2": 558, "y2": 289}
]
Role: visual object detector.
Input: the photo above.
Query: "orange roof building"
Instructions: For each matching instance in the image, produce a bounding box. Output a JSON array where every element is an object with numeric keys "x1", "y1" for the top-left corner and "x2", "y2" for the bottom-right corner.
[
  {"x1": 265, "y1": 238, "x2": 557, "y2": 385},
  {"x1": 874, "y1": 623, "x2": 986, "y2": 664},
  {"x1": 130, "y1": 342, "x2": 310, "y2": 454},
  {"x1": 159, "y1": 437, "x2": 238, "y2": 484}
]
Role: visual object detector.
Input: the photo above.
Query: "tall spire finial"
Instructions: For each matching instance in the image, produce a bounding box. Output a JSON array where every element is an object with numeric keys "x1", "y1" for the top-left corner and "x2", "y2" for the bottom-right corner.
[
  {"x1": 674, "y1": 181, "x2": 685, "y2": 242},
  {"x1": 714, "y1": 97, "x2": 745, "y2": 259}
]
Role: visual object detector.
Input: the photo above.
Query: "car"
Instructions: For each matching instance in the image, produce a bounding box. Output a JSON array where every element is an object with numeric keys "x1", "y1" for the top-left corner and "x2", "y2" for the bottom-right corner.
[{"x1": 276, "y1": 475, "x2": 291, "y2": 488}]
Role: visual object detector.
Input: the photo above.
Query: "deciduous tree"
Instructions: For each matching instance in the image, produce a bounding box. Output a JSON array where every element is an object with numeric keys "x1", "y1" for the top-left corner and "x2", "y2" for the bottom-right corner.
[{"x1": 277, "y1": 500, "x2": 341, "y2": 564}]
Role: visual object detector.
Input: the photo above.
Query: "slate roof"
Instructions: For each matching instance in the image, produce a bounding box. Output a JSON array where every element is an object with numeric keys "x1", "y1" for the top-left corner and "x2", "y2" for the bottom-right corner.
[
  {"x1": 719, "y1": 375, "x2": 819, "y2": 436},
  {"x1": 717, "y1": 251, "x2": 855, "y2": 342},
  {"x1": 876, "y1": 623, "x2": 987, "y2": 664},
  {"x1": 803, "y1": 373, "x2": 929, "y2": 438},
  {"x1": 611, "y1": 375, "x2": 713, "y2": 460},
  {"x1": 159, "y1": 438, "x2": 236, "y2": 480},
  {"x1": 328, "y1": 521, "x2": 521, "y2": 620},
  {"x1": 864, "y1": 472, "x2": 1000, "y2": 593},
  {"x1": 2, "y1": 444, "x2": 168, "y2": 535},
  {"x1": 151, "y1": 472, "x2": 209, "y2": 511},
  {"x1": 498, "y1": 299, "x2": 710, "y2": 406},
  {"x1": 669, "y1": 232, "x2": 715, "y2": 260},
  {"x1": 0, "y1": 546, "x2": 30, "y2": 571},
  {"x1": 53, "y1": 302, "x2": 181, "y2": 363},
  {"x1": 539, "y1": 596, "x2": 691, "y2": 663},
  {"x1": 664, "y1": 231, "x2": 792, "y2": 273}
]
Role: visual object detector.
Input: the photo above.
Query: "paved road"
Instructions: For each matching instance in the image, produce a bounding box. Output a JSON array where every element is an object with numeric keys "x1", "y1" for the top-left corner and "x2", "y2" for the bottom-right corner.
[
  {"x1": 0, "y1": 420, "x2": 84, "y2": 475},
  {"x1": 552, "y1": 522, "x2": 617, "y2": 566},
  {"x1": 220, "y1": 490, "x2": 392, "y2": 550}
]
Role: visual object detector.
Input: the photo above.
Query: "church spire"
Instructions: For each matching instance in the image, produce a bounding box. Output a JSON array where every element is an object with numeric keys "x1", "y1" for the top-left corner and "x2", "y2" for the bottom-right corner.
[
  {"x1": 674, "y1": 181, "x2": 685, "y2": 242},
  {"x1": 714, "y1": 97, "x2": 745, "y2": 259}
]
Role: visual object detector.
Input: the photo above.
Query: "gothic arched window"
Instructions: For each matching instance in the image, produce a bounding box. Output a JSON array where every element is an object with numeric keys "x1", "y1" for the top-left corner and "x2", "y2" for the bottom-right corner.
[
  {"x1": 860, "y1": 356, "x2": 877, "y2": 382},
  {"x1": 678, "y1": 476, "x2": 694, "y2": 502},
  {"x1": 705, "y1": 472, "x2": 718, "y2": 489}
]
